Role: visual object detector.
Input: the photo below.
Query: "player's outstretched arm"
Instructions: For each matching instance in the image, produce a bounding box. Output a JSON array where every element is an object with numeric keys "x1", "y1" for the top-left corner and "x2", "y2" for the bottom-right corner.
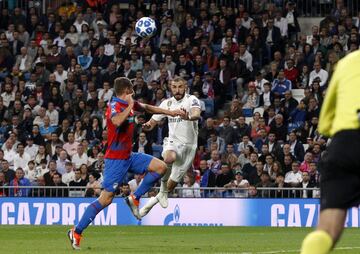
[
  {"x1": 111, "y1": 94, "x2": 134, "y2": 127},
  {"x1": 180, "y1": 107, "x2": 201, "y2": 121},
  {"x1": 142, "y1": 119, "x2": 158, "y2": 132},
  {"x1": 139, "y1": 103, "x2": 185, "y2": 117}
]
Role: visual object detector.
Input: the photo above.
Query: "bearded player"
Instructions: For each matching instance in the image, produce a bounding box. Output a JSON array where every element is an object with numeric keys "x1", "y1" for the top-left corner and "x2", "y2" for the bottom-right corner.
[
  {"x1": 67, "y1": 77, "x2": 184, "y2": 250},
  {"x1": 139, "y1": 77, "x2": 201, "y2": 217}
]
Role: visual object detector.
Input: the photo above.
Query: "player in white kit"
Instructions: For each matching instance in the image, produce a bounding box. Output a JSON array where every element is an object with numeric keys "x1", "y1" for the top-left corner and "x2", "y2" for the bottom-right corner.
[{"x1": 139, "y1": 77, "x2": 201, "y2": 217}]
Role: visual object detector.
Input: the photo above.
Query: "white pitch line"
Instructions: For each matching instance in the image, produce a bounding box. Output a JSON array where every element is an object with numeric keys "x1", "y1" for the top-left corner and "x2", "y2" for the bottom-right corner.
[{"x1": 239, "y1": 246, "x2": 360, "y2": 254}]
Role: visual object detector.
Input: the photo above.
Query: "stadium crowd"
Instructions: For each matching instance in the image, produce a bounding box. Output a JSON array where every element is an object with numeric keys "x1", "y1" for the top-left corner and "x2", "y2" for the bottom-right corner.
[{"x1": 0, "y1": 0, "x2": 356, "y2": 198}]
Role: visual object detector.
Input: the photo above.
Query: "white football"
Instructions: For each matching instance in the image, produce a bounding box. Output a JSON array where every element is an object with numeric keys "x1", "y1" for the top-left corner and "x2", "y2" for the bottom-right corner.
[{"x1": 135, "y1": 17, "x2": 157, "y2": 38}]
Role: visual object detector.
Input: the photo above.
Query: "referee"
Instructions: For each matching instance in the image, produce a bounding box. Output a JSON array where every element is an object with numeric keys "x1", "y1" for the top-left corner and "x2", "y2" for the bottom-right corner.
[{"x1": 301, "y1": 52, "x2": 360, "y2": 253}]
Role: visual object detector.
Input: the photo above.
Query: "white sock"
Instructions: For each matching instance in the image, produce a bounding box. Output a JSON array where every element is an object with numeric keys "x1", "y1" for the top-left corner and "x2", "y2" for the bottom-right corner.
[{"x1": 160, "y1": 164, "x2": 172, "y2": 193}]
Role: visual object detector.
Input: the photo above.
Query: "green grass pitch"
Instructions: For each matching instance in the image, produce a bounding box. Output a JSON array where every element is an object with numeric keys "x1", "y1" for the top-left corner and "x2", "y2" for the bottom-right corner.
[{"x1": 0, "y1": 226, "x2": 359, "y2": 253}]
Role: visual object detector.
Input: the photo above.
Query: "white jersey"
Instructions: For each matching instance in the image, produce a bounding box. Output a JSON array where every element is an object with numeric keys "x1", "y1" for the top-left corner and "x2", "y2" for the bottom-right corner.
[{"x1": 152, "y1": 94, "x2": 200, "y2": 145}]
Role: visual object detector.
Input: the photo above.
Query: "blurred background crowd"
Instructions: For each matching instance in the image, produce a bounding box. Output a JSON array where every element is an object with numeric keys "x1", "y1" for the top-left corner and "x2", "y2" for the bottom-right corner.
[{"x1": 0, "y1": 0, "x2": 357, "y2": 198}]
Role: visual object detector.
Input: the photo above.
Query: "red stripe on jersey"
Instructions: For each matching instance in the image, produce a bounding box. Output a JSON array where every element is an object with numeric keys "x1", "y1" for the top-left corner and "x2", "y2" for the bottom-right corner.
[{"x1": 105, "y1": 97, "x2": 135, "y2": 160}]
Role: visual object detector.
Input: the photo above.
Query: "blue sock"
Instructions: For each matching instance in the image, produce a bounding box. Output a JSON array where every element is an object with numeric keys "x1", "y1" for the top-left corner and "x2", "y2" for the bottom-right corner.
[
  {"x1": 75, "y1": 199, "x2": 104, "y2": 234},
  {"x1": 134, "y1": 172, "x2": 161, "y2": 200}
]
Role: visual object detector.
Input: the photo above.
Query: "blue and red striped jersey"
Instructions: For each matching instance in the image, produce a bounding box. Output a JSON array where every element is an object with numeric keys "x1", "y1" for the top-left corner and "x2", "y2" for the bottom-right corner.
[{"x1": 105, "y1": 97, "x2": 141, "y2": 160}]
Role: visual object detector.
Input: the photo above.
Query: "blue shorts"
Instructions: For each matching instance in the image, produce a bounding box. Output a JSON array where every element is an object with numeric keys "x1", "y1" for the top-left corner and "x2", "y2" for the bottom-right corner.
[{"x1": 102, "y1": 152, "x2": 153, "y2": 192}]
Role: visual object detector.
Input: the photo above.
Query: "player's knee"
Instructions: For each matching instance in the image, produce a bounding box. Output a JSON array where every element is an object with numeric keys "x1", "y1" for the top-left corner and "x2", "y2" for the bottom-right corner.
[
  {"x1": 163, "y1": 151, "x2": 176, "y2": 164},
  {"x1": 157, "y1": 162, "x2": 167, "y2": 175}
]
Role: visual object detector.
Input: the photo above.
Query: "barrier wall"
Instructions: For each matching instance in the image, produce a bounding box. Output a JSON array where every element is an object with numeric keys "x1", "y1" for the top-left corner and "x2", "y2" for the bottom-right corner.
[{"x1": 0, "y1": 198, "x2": 359, "y2": 227}]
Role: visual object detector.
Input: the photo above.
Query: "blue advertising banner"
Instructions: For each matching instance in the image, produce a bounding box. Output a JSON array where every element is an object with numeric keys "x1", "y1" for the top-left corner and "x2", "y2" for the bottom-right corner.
[{"x1": 0, "y1": 198, "x2": 359, "y2": 227}]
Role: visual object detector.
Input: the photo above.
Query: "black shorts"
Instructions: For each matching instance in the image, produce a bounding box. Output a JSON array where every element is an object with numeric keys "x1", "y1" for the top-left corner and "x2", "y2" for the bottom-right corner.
[{"x1": 320, "y1": 130, "x2": 360, "y2": 210}]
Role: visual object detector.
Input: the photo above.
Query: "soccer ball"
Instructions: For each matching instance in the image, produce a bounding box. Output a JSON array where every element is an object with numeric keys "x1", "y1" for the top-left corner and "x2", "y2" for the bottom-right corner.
[{"x1": 135, "y1": 17, "x2": 157, "y2": 38}]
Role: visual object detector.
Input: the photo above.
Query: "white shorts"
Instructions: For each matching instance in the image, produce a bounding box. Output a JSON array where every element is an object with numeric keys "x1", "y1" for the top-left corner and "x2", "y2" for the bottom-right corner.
[{"x1": 161, "y1": 138, "x2": 197, "y2": 182}]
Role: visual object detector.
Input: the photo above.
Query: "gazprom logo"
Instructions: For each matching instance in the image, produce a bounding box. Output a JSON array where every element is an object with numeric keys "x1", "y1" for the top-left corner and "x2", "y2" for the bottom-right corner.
[
  {"x1": 174, "y1": 205, "x2": 180, "y2": 222},
  {"x1": 163, "y1": 205, "x2": 223, "y2": 227}
]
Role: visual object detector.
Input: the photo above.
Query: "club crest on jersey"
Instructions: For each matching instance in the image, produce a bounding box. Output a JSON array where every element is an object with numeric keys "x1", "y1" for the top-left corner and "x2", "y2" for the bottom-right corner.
[{"x1": 192, "y1": 99, "x2": 199, "y2": 106}]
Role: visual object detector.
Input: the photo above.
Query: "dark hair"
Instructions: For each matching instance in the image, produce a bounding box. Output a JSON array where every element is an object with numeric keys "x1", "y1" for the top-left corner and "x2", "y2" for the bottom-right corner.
[{"x1": 113, "y1": 77, "x2": 133, "y2": 96}]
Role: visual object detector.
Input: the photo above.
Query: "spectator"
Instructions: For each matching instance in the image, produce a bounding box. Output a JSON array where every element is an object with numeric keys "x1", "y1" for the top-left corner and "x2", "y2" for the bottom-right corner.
[
  {"x1": 9, "y1": 168, "x2": 31, "y2": 197},
  {"x1": 62, "y1": 161, "x2": 75, "y2": 186},
  {"x1": 242, "y1": 152, "x2": 259, "y2": 185},
  {"x1": 207, "y1": 150, "x2": 222, "y2": 175},
  {"x1": 270, "y1": 114, "x2": 287, "y2": 142},
  {"x1": 272, "y1": 70, "x2": 292, "y2": 96},
  {"x1": 63, "y1": 132, "x2": 79, "y2": 157},
  {"x1": 86, "y1": 173, "x2": 101, "y2": 196},
  {"x1": 24, "y1": 160, "x2": 37, "y2": 184},
  {"x1": 309, "y1": 61, "x2": 329, "y2": 87},
  {"x1": 69, "y1": 169, "x2": 87, "y2": 188},
  {"x1": 288, "y1": 131, "x2": 305, "y2": 162},
  {"x1": 34, "y1": 144, "x2": 50, "y2": 166},
  {"x1": 1, "y1": 160, "x2": 15, "y2": 183},
  {"x1": 207, "y1": 130, "x2": 226, "y2": 155},
  {"x1": 224, "y1": 171, "x2": 249, "y2": 197},
  {"x1": 43, "y1": 160, "x2": 58, "y2": 186},
  {"x1": 25, "y1": 136, "x2": 39, "y2": 160},
  {"x1": 13, "y1": 143, "x2": 31, "y2": 170},
  {"x1": 256, "y1": 172, "x2": 275, "y2": 197},
  {"x1": 301, "y1": 171, "x2": 315, "y2": 198},
  {"x1": 128, "y1": 174, "x2": 142, "y2": 194},
  {"x1": 284, "y1": 161, "x2": 303, "y2": 187},
  {"x1": 51, "y1": 172, "x2": 68, "y2": 197},
  {"x1": 199, "y1": 159, "x2": 216, "y2": 197},
  {"x1": 181, "y1": 173, "x2": 201, "y2": 198},
  {"x1": 72, "y1": 144, "x2": 88, "y2": 169}
]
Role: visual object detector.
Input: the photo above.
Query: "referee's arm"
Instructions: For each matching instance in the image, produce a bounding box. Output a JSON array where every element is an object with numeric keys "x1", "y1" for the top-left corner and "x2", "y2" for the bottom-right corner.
[{"x1": 318, "y1": 69, "x2": 338, "y2": 137}]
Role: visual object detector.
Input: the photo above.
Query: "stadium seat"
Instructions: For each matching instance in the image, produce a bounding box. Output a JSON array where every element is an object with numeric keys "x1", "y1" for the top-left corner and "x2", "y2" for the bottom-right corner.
[
  {"x1": 292, "y1": 89, "x2": 305, "y2": 103},
  {"x1": 242, "y1": 108, "x2": 253, "y2": 117}
]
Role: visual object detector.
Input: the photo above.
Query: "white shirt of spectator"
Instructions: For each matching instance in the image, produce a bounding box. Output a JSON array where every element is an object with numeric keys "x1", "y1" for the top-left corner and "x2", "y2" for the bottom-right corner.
[
  {"x1": 309, "y1": 68, "x2": 328, "y2": 87},
  {"x1": 284, "y1": 171, "x2": 303, "y2": 184},
  {"x1": 24, "y1": 166, "x2": 38, "y2": 183},
  {"x1": 4, "y1": 148, "x2": 16, "y2": 167},
  {"x1": 1, "y1": 91, "x2": 15, "y2": 107},
  {"x1": 128, "y1": 179, "x2": 143, "y2": 193},
  {"x1": 19, "y1": 56, "x2": 28, "y2": 71},
  {"x1": 302, "y1": 181, "x2": 309, "y2": 198},
  {"x1": 274, "y1": 17, "x2": 288, "y2": 37},
  {"x1": 54, "y1": 70, "x2": 68, "y2": 87},
  {"x1": 98, "y1": 88, "x2": 113, "y2": 102},
  {"x1": 54, "y1": 36, "x2": 66, "y2": 49},
  {"x1": 104, "y1": 43, "x2": 114, "y2": 56},
  {"x1": 181, "y1": 182, "x2": 201, "y2": 198},
  {"x1": 221, "y1": 37, "x2": 237, "y2": 49},
  {"x1": 63, "y1": 141, "x2": 79, "y2": 157},
  {"x1": 73, "y1": 20, "x2": 89, "y2": 34},
  {"x1": 36, "y1": 166, "x2": 49, "y2": 176},
  {"x1": 240, "y1": 50, "x2": 253, "y2": 72},
  {"x1": 46, "y1": 109, "x2": 59, "y2": 126},
  {"x1": 238, "y1": 141, "x2": 254, "y2": 154},
  {"x1": 62, "y1": 170, "x2": 75, "y2": 185},
  {"x1": 233, "y1": 179, "x2": 250, "y2": 197},
  {"x1": 25, "y1": 144, "x2": 39, "y2": 160},
  {"x1": 13, "y1": 152, "x2": 31, "y2": 170},
  {"x1": 241, "y1": 17, "x2": 253, "y2": 30},
  {"x1": 263, "y1": 91, "x2": 272, "y2": 107},
  {"x1": 72, "y1": 152, "x2": 89, "y2": 169},
  {"x1": 152, "y1": 94, "x2": 200, "y2": 144},
  {"x1": 286, "y1": 11, "x2": 295, "y2": 25},
  {"x1": 255, "y1": 78, "x2": 269, "y2": 94}
]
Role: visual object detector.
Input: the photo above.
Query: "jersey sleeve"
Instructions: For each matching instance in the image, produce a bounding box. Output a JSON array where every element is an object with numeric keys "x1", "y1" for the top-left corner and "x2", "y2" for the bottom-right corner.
[
  {"x1": 152, "y1": 100, "x2": 168, "y2": 122},
  {"x1": 110, "y1": 101, "x2": 122, "y2": 118},
  {"x1": 189, "y1": 95, "x2": 201, "y2": 109}
]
